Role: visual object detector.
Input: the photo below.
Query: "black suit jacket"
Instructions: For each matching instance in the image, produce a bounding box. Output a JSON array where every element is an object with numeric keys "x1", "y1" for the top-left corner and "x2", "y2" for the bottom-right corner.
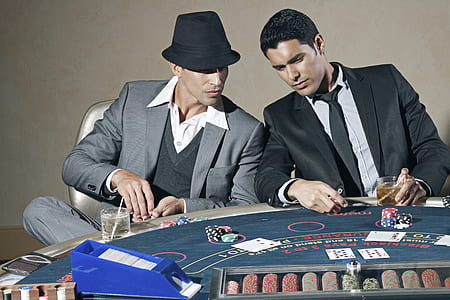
[{"x1": 255, "y1": 64, "x2": 450, "y2": 205}]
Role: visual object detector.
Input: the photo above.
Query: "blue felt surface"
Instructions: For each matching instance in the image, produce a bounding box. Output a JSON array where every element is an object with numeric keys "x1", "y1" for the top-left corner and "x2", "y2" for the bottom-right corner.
[{"x1": 18, "y1": 206, "x2": 450, "y2": 298}]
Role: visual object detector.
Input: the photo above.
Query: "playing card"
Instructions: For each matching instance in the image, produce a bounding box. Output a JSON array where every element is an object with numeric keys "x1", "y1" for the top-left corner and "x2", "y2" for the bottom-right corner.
[
  {"x1": 325, "y1": 248, "x2": 356, "y2": 260},
  {"x1": 434, "y1": 235, "x2": 450, "y2": 246},
  {"x1": 358, "y1": 248, "x2": 390, "y2": 259},
  {"x1": 365, "y1": 231, "x2": 406, "y2": 242},
  {"x1": 231, "y1": 238, "x2": 281, "y2": 252}
]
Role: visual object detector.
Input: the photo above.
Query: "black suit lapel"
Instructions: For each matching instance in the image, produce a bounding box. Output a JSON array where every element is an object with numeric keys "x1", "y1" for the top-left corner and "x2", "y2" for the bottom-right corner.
[
  {"x1": 344, "y1": 67, "x2": 382, "y2": 176},
  {"x1": 295, "y1": 91, "x2": 363, "y2": 196},
  {"x1": 293, "y1": 94, "x2": 343, "y2": 180}
]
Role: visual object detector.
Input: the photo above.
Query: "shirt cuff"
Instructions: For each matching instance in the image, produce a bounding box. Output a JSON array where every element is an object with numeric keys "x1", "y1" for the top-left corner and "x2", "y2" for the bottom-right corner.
[
  {"x1": 181, "y1": 198, "x2": 187, "y2": 214},
  {"x1": 415, "y1": 178, "x2": 432, "y2": 196},
  {"x1": 105, "y1": 169, "x2": 122, "y2": 194},
  {"x1": 278, "y1": 179, "x2": 300, "y2": 205}
]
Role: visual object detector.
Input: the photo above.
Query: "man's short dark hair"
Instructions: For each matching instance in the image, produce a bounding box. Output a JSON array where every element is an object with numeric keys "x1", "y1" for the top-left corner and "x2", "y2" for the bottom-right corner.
[{"x1": 260, "y1": 9, "x2": 319, "y2": 56}]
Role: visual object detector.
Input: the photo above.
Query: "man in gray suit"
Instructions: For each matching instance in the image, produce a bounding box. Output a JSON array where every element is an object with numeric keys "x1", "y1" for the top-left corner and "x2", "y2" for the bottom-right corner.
[{"x1": 24, "y1": 11, "x2": 264, "y2": 246}]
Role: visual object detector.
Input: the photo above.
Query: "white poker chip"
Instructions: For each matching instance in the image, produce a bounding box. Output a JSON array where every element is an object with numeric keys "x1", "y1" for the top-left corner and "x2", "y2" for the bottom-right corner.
[{"x1": 394, "y1": 223, "x2": 410, "y2": 229}]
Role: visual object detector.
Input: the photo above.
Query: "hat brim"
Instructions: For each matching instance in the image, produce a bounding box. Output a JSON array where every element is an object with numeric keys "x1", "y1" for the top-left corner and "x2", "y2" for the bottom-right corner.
[{"x1": 162, "y1": 47, "x2": 240, "y2": 70}]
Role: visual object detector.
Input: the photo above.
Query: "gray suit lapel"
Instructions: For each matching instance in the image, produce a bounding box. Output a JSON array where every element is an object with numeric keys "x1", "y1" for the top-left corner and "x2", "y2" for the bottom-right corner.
[
  {"x1": 144, "y1": 105, "x2": 169, "y2": 180},
  {"x1": 190, "y1": 123, "x2": 226, "y2": 198},
  {"x1": 345, "y1": 68, "x2": 382, "y2": 175}
]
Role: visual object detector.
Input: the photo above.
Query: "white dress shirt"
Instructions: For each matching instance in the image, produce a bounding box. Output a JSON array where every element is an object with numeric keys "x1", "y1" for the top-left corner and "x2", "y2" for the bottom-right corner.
[
  {"x1": 106, "y1": 76, "x2": 229, "y2": 192},
  {"x1": 148, "y1": 76, "x2": 229, "y2": 153}
]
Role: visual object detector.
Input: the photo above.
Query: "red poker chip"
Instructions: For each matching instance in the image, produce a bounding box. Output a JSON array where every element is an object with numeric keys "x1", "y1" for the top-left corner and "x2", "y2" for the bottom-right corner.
[
  {"x1": 242, "y1": 274, "x2": 258, "y2": 293},
  {"x1": 282, "y1": 273, "x2": 299, "y2": 292},
  {"x1": 262, "y1": 273, "x2": 279, "y2": 293},
  {"x1": 219, "y1": 225, "x2": 232, "y2": 233},
  {"x1": 160, "y1": 220, "x2": 176, "y2": 228}
]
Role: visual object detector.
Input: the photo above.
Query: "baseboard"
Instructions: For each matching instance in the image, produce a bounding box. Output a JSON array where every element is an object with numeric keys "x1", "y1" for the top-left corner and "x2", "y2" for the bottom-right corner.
[{"x1": 0, "y1": 225, "x2": 45, "y2": 261}]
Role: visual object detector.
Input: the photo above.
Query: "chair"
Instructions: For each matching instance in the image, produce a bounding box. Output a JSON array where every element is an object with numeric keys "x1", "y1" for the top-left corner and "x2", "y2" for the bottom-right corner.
[{"x1": 68, "y1": 100, "x2": 113, "y2": 218}]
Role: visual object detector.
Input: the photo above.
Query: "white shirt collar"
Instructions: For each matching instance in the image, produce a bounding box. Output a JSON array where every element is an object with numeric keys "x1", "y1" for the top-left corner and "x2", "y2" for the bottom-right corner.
[
  {"x1": 334, "y1": 64, "x2": 348, "y2": 90},
  {"x1": 306, "y1": 64, "x2": 348, "y2": 102},
  {"x1": 147, "y1": 76, "x2": 228, "y2": 130},
  {"x1": 148, "y1": 76, "x2": 179, "y2": 107}
]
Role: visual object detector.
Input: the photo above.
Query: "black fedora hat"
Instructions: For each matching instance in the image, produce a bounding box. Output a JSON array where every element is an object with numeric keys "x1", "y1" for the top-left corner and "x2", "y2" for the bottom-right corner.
[{"x1": 162, "y1": 11, "x2": 240, "y2": 70}]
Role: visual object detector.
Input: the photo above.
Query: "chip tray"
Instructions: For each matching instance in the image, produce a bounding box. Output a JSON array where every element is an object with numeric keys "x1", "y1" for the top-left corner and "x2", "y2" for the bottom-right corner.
[{"x1": 210, "y1": 260, "x2": 450, "y2": 299}]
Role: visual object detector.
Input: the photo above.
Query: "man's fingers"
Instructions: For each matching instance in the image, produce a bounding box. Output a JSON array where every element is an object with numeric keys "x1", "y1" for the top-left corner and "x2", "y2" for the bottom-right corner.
[
  {"x1": 120, "y1": 193, "x2": 135, "y2": 215},
  {"x1": 115, "y1": 171, "x2": 154, "y2": 219},
  {"x1": 135, "y1": 191, "x2": 149, "y2": 220},
  {"x1": 128, "y1": 190, "x2": 141, "y2": 218},
  {"x1": 291, "y1": 180, "x2": 347, "y2": 214},
  {"x1": 397, "y1": 177, "x2": 427, "y2": 206},
  {"x1": 143, "y1": 184, "x2": 155, "y2": 212},
  {"x1": 396, "y1": 176, "x2": 415, "y2": 202},
  {"x1": 328, "y1": 192, "x2": 347, "y2": 208},
  {"x1": 396, "y1": 168, "x2": 409, "y2": 185}
]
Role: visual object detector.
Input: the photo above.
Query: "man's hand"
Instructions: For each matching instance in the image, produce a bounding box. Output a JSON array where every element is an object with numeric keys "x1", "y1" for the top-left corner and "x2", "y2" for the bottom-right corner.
[
  {"x1": 111, "y1": 169, "x2": 154, "y2": 222},
  {"x1": 395, "y1": 168, "x2": 427, "y2": 205},
  {"x1": 287, "y1": 179, "x2": 347, "y2": 213},
  {"x1": 151, "y1": 196, "x2": 185, "y2": 218}
]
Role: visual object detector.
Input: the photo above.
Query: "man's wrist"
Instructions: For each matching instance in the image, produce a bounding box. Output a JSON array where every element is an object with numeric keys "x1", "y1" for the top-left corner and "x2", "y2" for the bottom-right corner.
[
  {"x1": 180, "y1": 198, "x2": 186, "y2": 214},
  {"x1": 105, "y1": 169, "x2": 122, "y2": 194},
  {"x1": 277, "y1": 179, "x2": 300, "y2": 205}
]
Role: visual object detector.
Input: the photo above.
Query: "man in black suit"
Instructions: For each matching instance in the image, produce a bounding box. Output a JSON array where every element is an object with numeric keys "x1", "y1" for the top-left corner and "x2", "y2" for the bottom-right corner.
[{"x1": 255, "y1": 9, "x2": 450, "y2": 213}]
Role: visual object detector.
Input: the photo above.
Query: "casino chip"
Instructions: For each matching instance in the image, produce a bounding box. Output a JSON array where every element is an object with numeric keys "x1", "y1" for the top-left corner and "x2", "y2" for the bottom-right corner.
[
  {"x1": 342, "y1": 274, "x2": 359, "y2": 290},
  {"x1": 176, "y1": 216, "x2": 191, "y2": 225},
  {"x1": 160, "y1": 220, "x2": 176, "y2": 228},
  {"x1": 221, "y1": 233, "x2": 238, "y2": 243},
  {"x1": 205, "y1": 225, "x2": 227, "y2": 242},
  {"x1": 381, "y1": 208, "x2": 398, "y2": 218},
  {"x1": 395, "y1": 213, "x2": 413, "y2": 229},
  {"x1": 205, "y1": 225, "x2": 236, "y2": 242},
  {"x1": 362, "y1": 277, "x2": 380, "y2": 289},
  {"x1": 219, "y1": 225, "x2": 232, "y2": 233},
  {"x1": 380, "y1": 217, "x2": 396, "y2": 229},
  {"x1": 193, "y1": 216, "x2": 208, "y2": 222},
  {"x1": 443, "y1": 196, "x2": 450, "y2": 208}
]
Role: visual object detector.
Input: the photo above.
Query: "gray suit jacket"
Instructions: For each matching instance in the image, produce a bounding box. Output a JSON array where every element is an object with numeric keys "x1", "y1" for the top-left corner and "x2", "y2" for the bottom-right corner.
[{"x1": 62, "y1": 80, "x2": 264, "y2": 212}]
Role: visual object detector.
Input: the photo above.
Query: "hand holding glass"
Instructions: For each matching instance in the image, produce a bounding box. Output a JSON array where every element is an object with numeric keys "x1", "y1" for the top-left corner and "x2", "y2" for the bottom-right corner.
[{"x1": 376, "y1": 176, "x2": 404, "y2": 206}]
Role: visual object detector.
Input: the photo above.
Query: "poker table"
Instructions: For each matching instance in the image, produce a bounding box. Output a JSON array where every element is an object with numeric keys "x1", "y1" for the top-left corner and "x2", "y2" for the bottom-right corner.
[{"x1": 8, "y1": 198, "x2": 450, "y2": 299}]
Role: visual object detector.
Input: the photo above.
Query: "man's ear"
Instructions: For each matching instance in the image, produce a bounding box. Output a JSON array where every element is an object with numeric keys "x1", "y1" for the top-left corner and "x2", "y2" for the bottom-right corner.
[
  {"x1": 314, "y1": 34, "x2": 325, "y2": 55},
  {"x1": 168, "y1": 62, "x2": 182, "y2": 76}
]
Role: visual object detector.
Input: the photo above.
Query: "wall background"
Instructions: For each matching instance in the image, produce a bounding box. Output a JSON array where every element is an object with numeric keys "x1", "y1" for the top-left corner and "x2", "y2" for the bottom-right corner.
[{"x1": 1, "y1": 0, "x2": 449, "y2": 227}]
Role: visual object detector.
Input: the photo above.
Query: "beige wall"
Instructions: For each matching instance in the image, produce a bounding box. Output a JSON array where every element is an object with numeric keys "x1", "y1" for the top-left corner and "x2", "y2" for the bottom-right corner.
[{"x1": 1, "y1": 0, "x2": 449, "y2": 226}]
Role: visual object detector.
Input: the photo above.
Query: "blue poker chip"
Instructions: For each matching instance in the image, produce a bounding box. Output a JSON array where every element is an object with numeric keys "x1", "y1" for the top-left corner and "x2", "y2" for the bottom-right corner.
[
  {"x1": 175, "y1": 216, "x2": 192, "y2": 225},
  {"x1": 380, "y1": 217, "x2": 396, "y2": 228}
]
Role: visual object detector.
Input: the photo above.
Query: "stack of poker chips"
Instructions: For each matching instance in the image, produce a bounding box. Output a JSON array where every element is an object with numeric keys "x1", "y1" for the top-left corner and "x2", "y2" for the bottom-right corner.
[
  {"x1": 160, "y1": 220, "x2": 176, "y2": 228},
  {"x1": 380, "y1": 208, "x2": 398, "y2": 228},
  {"x1": 443, "y1": 196, "x2": 450, "y2": 208},
  {"x1": 160, "y1": 216, "x2": 209, "y2": 228},
  {"x1": 362, "y1": 277, "x2": 380, "y2": 289},
  {"x1": 175, "y1": 216, "x2": 192, "y2": 225},
  {"x1": 395, "y1": 213, "x2": 413, "y2": 229},
  {"x1": 380, "y1": 208, "x2": 413, "y2": 229},
  {"x1": 205, "y1": 225, "x2": 238, "y2": 242}
]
